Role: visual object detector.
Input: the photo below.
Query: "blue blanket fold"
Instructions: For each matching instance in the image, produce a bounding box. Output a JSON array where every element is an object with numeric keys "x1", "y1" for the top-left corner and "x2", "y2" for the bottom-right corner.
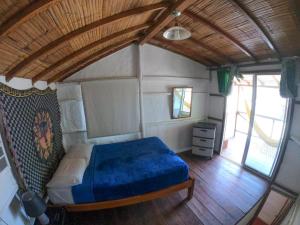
[{"x1": 72, "y1": 137, "x2": 189, "y2": 204}]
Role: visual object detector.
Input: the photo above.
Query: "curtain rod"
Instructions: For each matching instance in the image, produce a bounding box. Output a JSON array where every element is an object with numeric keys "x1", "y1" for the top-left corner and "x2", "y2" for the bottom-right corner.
[
  {"x1": 209, "y1": 61, "x2": 281, "y2": 71},
  {"x1": 239, "y1": 69, "x2": 281, "y2": 75}
]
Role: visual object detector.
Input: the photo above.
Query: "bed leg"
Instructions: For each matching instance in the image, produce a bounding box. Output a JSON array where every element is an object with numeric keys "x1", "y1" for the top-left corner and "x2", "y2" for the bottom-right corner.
[{"x1": 187, "y1": 177, "x2": 195, "y2": 200}]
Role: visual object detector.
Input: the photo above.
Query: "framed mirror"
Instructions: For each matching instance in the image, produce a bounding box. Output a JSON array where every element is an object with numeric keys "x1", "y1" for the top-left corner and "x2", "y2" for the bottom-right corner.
[{"x1": 172, "y1": 87, "x2": 192, "y2": 119}]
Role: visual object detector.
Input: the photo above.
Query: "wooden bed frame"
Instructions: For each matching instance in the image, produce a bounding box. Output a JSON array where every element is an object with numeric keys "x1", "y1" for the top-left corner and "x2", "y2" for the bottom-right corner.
[{"x1": 50, "y1": 177, "x2": 195, "y2": 212}]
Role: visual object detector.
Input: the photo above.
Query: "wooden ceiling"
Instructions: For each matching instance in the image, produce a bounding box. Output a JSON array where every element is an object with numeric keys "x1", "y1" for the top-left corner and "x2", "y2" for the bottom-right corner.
[{"x1": 0, "y1": 0, "x2": 299, "y2": 83}]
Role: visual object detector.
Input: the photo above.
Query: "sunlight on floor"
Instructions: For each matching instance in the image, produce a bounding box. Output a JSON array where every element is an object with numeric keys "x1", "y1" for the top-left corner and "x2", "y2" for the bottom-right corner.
[
  {"x1": 221, "y1": 132, "x2": 277, "y2": 175},
  {"x1": 221, "y1": 132, "x2": 246, "y2": 164}
]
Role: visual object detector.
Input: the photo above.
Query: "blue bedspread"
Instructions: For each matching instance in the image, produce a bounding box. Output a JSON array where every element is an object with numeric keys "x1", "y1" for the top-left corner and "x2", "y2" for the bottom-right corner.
[{"x1": 72, "y1": 137, "x2": 189, "y2": 203}]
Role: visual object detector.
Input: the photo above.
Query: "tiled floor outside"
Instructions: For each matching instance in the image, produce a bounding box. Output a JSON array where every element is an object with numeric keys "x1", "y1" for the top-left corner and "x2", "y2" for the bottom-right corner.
[{"x1": 221, "y1": 132, "x2": 278, "y2": 175}]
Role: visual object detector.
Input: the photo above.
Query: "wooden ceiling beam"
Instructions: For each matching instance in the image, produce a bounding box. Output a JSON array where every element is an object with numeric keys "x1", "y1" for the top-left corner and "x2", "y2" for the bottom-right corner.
[
  {"x1": 153, "y1": 37, "x2": 219, "y2": 66},
  {"x1": 228, "y1": 0, "x2": 281, "y2": 58},
  {"x1": 0, "y1": 0, "x2": 58, "y2": 38},
  {"x1": 47, "y1": 37, "x2": 139, "y2": 83},
  {"x1": 189, "y1": 37, "x2": 235, "y2": 63},
  {"x1": 183, "y1": 10, "x2": 257, "y2": 61},
  {"x1": 5, "y1": 2, "x2": 168, "y2": 82},
  {"x1": 32, "y1": 23, "x2": 150, "y2": 83},
  {"x1": 139, "y1": 0, "x2": 198, "y2": 45}
]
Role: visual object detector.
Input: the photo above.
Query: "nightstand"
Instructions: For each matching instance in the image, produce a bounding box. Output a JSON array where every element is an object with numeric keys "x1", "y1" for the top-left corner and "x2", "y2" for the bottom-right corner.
[{"x1": 192, "y1": 122, "x2": 216, "y2": 159}]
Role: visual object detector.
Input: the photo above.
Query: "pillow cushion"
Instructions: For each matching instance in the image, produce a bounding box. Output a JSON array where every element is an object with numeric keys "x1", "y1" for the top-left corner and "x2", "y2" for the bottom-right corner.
[
  {"x1": 65, "y1": 144, "x2": 93, "y2": 164},
  {"x1": 47, "y1": 157, "x2": 87, "y2": 188}
]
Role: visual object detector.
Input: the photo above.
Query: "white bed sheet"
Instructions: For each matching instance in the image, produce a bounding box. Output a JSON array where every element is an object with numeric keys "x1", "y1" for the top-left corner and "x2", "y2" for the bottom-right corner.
[
  {"x1": 47, "y1": 186, "x2": 74, "y2": 205},
  {"x1": 47, "y1": 144, "x2": 94, "y2": 205}
]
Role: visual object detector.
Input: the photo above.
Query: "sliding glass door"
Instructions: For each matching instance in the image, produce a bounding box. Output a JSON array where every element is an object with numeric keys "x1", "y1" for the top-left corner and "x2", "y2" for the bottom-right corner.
[
  {"x1": 242, "y1": 74, "x2": 289, "y2": 177},
  {"x1": 222, "y1": 75, "x2": 253, "y2": 164}
]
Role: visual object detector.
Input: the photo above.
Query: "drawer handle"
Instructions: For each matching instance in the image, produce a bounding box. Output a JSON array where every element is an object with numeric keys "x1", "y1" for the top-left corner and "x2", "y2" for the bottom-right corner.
[
  {"x1": 200, "y1": 129, "x2": 208, "y2": 132},
  {"x1": 200, "y1": 139, "x2": 207, "y2": 142}
]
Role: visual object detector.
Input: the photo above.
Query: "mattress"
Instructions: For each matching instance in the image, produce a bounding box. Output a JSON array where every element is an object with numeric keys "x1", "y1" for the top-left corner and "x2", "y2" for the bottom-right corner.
[{"x1": 72, "y1": 137, "x2": 189, "y2": 204}]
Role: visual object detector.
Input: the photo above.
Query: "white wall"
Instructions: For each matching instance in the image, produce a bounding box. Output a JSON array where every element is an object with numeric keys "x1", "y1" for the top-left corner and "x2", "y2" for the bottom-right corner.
[
  {"x1": 141, "y1": 44, "x2": 208, "y2": 78},
  {"x1": 56, "y1": 81, "x2": 141, "y2": 150},
  {"x1": 67, "y1": 45, "x2": 138, "y2": 80},
  {"x1": 275, "y1": 60, "x2": 300, "y2": 195},
  {"x1": 140, "y1": 45, "x2": 209, "y2": 152},
  {"x1": 62, "y1": 44, "x2": 210, "y2": 152},
  {"x1": 0, "y1": 76, "x2": 55, "y2": 225},
  {"x1": 207, "y1": 71, "x2": 226, "y2": 153},
  {"x1": 62, "y1": 45, "x2": 141, "y2": 148}
]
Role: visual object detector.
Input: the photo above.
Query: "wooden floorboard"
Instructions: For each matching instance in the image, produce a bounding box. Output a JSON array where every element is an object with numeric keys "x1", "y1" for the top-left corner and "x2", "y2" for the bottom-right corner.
[
  {"x1": 181, "y1": 154, "x2": 258, "y2": 212},
  {"x1": 59, "y1": 151, "x2": 269, "y2": 225},
  {"x1": 189, "y1": 171, "x2": 245, "y2": 220},
  {"x1": 189, "y1": 155, "x2": 266, "y2": 198}
]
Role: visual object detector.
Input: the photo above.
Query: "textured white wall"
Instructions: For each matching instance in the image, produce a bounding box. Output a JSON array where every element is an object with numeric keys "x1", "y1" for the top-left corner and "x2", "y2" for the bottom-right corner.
[
  {"x1": 62, "y1": 44, "x2": 210, "y2": 152},
  {"x1": 141, "y1": 44, "x2": 208, "y2": 78},
  {"x1": 139, "y1": 44, "x2": 209, "y2": 151},
  {"x1": 207, "y1": 71, "x2": 226, "y2": 153},
  {"x1": 66, "y1": 45, "x2": 138, "y2": 81},
  {"x1": 141, "y1": 46, "x2": 209, "y2": 152},
  {"x1": 56, "y1": 82, "x2": 141, "y2": 149}
]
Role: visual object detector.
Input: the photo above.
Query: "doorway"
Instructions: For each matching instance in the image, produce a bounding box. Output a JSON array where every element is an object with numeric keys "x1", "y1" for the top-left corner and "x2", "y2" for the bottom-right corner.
[
  {"x1": 222, "y1": 74, "x2": 253, "y2": 164},
  {"x1": 221, "y1": 73, "x2": 289, "y2": 178}
]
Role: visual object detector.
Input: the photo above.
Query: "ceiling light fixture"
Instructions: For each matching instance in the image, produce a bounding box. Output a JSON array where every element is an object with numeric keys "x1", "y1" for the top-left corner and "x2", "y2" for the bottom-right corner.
[{"x1": 163, "y1": 10, "x2": 191, "y2": 41}]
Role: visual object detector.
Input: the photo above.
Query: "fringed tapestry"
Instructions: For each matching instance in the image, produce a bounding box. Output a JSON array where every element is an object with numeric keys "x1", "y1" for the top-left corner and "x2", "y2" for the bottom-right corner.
[{"x1": 0, "y1": 83, "x2": 64, "y2": 196}]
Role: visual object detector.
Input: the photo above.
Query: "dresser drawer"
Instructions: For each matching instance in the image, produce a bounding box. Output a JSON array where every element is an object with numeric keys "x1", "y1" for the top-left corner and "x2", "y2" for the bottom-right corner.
[
  {"x1": 192, "y1": 137, "x2": 214, "y2": 148},
  {"x1": 193, "y1": 127, "x2": 215, "y2": 139},
  {"x1": 192, "y1": 146, "x2": 213, "y2": 157}
]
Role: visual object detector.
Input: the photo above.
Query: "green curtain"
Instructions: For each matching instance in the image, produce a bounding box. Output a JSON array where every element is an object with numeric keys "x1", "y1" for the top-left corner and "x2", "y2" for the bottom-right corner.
[
  {"x1": 280, "y1": 59, "x2": 297, "y2": 98},
  {"x1": 217, "y1": 68, "x2": 233, "y2": 96}
]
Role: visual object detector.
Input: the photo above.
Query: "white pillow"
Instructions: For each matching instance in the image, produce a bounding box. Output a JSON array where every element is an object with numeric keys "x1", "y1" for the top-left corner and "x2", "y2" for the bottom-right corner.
[
  {"x1": 65, "y1": 144, "x2": 93, "y2": 164},
  {"x1": 47, "y1": 158, "x2": 87, "y2": 188}
]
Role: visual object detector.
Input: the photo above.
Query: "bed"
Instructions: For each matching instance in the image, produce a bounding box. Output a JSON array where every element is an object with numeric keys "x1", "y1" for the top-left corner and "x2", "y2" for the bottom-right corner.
[
  {"x1": 0, "y1": 85, "x2": 193, "y2": 213},
  {"x1": 47, "y1": 137, "x2": 194, "y2": 212}
]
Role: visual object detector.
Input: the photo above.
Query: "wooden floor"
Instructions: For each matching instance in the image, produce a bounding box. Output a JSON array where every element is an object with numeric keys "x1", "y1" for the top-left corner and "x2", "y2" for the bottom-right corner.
[{"x1": 64, "y1": 151, "x2": 269, "y2": 225}]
